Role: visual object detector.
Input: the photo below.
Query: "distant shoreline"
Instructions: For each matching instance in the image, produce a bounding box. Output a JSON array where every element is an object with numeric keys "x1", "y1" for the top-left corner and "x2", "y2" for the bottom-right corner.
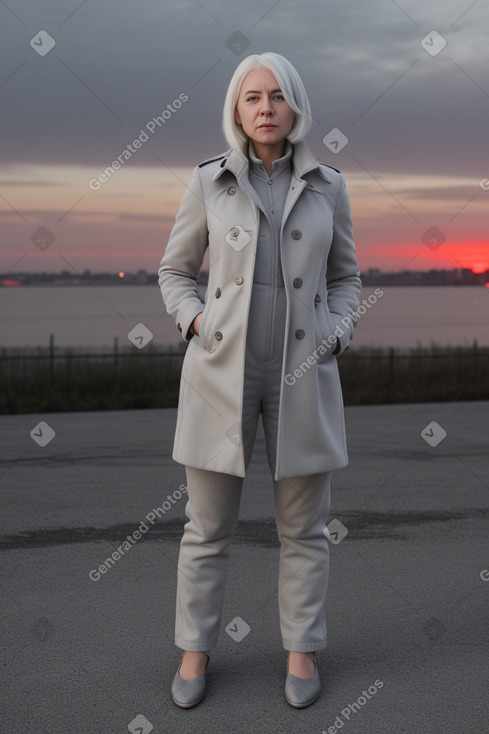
[
  {"x1": 2, "y1": 283, "x2": 487, "y2": 287},
  {"x1": 1, "y1": 268, "x2": 488, "y2": 288}
]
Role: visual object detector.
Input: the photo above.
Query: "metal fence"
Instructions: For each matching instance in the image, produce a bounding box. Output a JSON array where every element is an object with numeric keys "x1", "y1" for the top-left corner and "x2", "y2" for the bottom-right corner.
[{"x1": 1, "y1": 335, "x2": 487, "y2": 413}]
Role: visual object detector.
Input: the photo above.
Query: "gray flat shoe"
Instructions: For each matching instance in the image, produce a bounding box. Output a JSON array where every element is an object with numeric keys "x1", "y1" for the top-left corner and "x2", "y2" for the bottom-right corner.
[
  {"x1": 171, "y1": 651, "x2": 210, "y2": 709},
  {"x1": 284, "y1": 653, "x2": 320, "y2": 708}
]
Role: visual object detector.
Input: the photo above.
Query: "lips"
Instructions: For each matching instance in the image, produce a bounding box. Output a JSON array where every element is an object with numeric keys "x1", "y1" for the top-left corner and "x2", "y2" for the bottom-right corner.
[{"x1": 258, "y1": 124, "x2": 277, "y2": 129}]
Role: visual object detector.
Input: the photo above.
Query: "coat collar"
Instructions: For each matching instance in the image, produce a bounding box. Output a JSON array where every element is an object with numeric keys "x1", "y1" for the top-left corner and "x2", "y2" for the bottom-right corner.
[{"x1": 211, "y1": 139, "x2": 332, "y2": 184}]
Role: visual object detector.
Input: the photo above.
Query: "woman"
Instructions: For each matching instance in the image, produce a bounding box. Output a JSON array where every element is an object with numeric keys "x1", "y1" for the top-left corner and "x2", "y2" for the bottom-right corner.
[{"x1": 158, "y1": 51, "x2": 361, "y2": 709}]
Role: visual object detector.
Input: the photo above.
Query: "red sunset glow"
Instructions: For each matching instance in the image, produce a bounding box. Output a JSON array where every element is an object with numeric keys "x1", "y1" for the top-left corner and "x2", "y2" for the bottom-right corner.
[{"x1": 443, "y1": 241, "x2": 489, "y2": 274}]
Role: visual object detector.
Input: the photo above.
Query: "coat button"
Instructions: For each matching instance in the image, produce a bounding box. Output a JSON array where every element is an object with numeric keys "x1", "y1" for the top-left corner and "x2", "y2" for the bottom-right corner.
[
  {"x1": 295, "y1": 329, "x2": 305, "y2": 339},
  {"x1": 227, "y1": 186, "x2": 236, "y2": 195},
  {"x1": 235, "y1": 275, "x2": 244, "y2": 285},
  {"x1": 293, "y1": 277, "x2": 303, "y2": 288},
  {"x1": 314, "y1": 293, "x2": 321, "y2": 305},
  {"x1": 215, "y1": 287, "x2": 221, "y2": 298},
  {"x1": 215, "y1": 331, "x2": 223, "y2": 341},
  {"x1": 291, "y1": 229, "x2": 302, "y2": 239}
]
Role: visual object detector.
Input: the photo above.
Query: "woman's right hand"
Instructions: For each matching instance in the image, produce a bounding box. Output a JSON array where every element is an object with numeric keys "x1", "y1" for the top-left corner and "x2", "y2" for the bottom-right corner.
[{"x1": 190, "y1": 312, "x2": 203, "y2": 336}]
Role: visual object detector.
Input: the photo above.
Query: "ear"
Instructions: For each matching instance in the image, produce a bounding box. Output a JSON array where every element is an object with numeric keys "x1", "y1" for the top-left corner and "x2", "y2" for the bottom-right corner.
[{"x1": 234, "y1": 105, "x2": 241, "y2": 126}]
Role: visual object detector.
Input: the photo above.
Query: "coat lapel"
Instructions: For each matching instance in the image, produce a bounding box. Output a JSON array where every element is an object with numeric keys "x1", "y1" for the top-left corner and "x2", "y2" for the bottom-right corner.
[{"x1": 211, "y1": 139, "x2": 332, "y2": 228}]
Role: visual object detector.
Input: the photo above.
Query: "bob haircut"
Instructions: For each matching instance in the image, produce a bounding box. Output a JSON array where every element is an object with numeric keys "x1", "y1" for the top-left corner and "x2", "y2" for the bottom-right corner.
[{"x1": 222, "y1": 52, "x2": 312, "y2": 155}]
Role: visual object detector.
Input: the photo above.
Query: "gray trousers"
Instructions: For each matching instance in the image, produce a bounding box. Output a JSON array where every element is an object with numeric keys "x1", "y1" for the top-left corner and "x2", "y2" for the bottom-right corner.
[{"x1": 175, "y1": 283, "x2": 332, "y2": 652}]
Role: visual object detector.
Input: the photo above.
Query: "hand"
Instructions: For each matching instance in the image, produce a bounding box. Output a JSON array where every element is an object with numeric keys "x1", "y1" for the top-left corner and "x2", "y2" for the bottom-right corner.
[{"x1": 190, "y1": 312, "x2": 203, "y2": 336}]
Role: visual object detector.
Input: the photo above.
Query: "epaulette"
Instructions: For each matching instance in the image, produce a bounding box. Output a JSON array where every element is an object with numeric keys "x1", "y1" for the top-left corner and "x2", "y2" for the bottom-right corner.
[
  {"x1": 319, "y1": 163, "x2": 341, "y2": 174},
  {"x1": 198, "y1": 153, "x2": 227, "y2": 168}
]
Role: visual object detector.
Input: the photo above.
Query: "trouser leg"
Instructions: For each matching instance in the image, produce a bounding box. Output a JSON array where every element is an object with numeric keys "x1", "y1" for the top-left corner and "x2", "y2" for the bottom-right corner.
[
  {"x1": 272, "y1": 471, "x2": 332, "y2": 651},
  {"x1": 175, "y1": 465, "x2": 244, "y2": 651},
  {"x1": 174, "y1": 294, "x2": 264, "y2": 652},
  {"x1": 255, "y1": 281, "x2": 332, "y2": 650}
]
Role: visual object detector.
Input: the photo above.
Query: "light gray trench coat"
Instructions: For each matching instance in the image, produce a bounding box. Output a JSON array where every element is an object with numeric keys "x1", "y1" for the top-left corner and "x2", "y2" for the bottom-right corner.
[{"x1": 158, "y1": 139, "x2": 362, "y2": 480}]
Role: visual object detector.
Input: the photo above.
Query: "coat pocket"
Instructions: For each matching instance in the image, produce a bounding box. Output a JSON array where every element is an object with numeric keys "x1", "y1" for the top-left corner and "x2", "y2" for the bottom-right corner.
[
  {"x1": 197, "y1": 303, "x2": 216, "y2": 353},
  {"x1": 314, "y1": 304, "x2": 336, "y2": 363}
]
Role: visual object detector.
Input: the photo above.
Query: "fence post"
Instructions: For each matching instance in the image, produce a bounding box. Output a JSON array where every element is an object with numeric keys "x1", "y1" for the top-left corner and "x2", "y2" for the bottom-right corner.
[
  {"x1": 389, "y1": 347, "x2": 395, "y2": 385},
  {"x1": 473, "y1": 338, "x2": 478, "y2": 378},
  {"x1": 49, "y1": 333, "x2": 54, "y2": 386},
  {"x1": 113, "y1": 336, "x2": 118, "y2": 372}
]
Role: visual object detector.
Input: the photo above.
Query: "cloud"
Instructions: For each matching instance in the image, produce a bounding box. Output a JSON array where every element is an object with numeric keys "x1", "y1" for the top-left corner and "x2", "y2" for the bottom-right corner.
[
  {"x1": 0, "y1": 0, "x2": 486, "y2": 175},
  {"x1": 0, "y1": 179, "x2": 58, "y2": 187},
  {"x1": 398, "y1": 184, "x2": 481, "y2": 200}
]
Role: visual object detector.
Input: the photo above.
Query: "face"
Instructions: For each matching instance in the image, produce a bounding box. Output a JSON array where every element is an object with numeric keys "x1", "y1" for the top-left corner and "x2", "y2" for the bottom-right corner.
[{"x1": 234, "y1": 67, "x2": 296, "y2": 150}]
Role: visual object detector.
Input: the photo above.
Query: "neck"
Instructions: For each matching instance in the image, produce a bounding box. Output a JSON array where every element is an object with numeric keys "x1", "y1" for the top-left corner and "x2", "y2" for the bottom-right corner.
[{"x1": 251, "y1": 139, "x2": 286, "y2": 176}]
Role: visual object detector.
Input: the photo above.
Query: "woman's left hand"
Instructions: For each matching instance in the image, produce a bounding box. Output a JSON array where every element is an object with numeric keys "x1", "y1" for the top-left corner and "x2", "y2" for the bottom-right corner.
[{"x1": 190, "y1": 312, "x2": 203, "y2": 336}]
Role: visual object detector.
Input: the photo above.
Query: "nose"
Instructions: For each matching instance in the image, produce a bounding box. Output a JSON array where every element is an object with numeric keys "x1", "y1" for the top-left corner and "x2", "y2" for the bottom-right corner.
[{"x1": 260, "y1": 96, "x2": 274, "y2": 115}]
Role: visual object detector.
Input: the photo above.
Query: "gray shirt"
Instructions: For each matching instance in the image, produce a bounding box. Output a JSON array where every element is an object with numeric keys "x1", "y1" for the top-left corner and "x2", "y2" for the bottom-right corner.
[{"x1": 246, "y1": 139, "x2": 293, "y2": 287}]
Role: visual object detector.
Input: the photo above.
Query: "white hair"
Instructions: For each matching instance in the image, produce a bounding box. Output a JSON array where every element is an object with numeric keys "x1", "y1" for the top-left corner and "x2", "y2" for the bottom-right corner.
[{"x1": 222, "y1": 52, "x2": 312, "y2": 155}]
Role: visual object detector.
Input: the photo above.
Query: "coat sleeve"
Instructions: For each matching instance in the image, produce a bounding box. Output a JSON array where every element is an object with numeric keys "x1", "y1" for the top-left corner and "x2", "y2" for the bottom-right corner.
[
  {"x1": 157, "y1": 166, "x2": 208, "y2": 342},
  {"x1": 326, "y1": 173, "x2": 362, "y2": 355}
]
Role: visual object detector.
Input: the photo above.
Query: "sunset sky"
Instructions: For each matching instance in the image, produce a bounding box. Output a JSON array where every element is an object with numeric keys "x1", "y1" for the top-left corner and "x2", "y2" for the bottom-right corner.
[{"x1": 1, "y1": 0, "x2": 488, "y2": 277}]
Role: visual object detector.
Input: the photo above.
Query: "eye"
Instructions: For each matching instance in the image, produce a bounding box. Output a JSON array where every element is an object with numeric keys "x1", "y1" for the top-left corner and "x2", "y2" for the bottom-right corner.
[{"x1": 246, "y1": 96, "x2": 258, "y2": 102}]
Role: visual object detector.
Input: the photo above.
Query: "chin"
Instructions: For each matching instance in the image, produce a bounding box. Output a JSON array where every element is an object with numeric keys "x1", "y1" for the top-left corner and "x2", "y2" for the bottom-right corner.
[{"x1": 257, "y1": 131, "x2": 282, "y2": 140}]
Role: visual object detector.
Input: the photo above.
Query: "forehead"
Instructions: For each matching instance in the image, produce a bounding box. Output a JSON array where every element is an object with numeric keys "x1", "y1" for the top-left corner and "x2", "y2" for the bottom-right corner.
[{"x1": 240, "y1": 66, "x2": 280, "y2": 91}]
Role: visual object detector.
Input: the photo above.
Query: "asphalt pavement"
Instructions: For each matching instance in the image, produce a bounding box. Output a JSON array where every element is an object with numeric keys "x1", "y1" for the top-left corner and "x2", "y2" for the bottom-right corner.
[{"x1": 1, "y1": 400, "x2": 488, "y2": 733}]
